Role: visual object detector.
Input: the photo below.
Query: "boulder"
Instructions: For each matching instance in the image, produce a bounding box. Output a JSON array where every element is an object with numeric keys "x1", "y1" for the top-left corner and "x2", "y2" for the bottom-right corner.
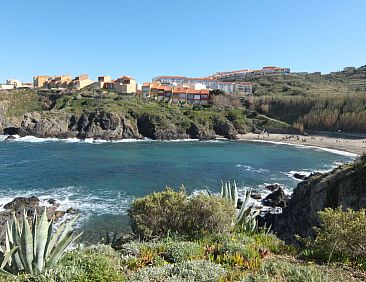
[
  {"x1": 262, "y1": 187, "x2": 289, "y2": 208},
  {"x1": 213, "y1": 117, "x2": 238, "y2": 139},
  {"x1": 4, "y1": 196, "x2": 40, "y2": 210},
  {"x1": 265, "y1": 183, "x2": 283, "y2": 192},
  {"x1": 293, "y1": 173, "x2": 307, "y2": 180},
  {"x1": 262, "y1": 158, "x2": 366, "y2": 246},
  {"x1": 0, "y1": 196, "x2": 77, "y2": 243},
  {"x1": 250, "y1": 191, "x2": 262, "y2": 200},
  {"x1": 4, "y1": 135, "x2": 16, "y2": 142}
]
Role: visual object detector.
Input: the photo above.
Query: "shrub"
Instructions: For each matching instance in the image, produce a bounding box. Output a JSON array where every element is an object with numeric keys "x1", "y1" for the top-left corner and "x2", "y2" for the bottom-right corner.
[
  {"x1": 18, "y1": 245, "x2": 124, "y2": 282},
  {"x1": 240, "y1": 260, "x2": 325, "y2": 282},
  {"x1": 302, "y1": 208, "x2": 366, "y2": 268},
  {"x1": 127, "y1": 260, "x2": 227, "y2": 281},
  {"x1": 184, "y1": 194, "x2": 236, "y2": 236},
  {"x1": 163, "y1": 241, "x2": 204, "y2": 263},
  {"x1": 128, "y1": 188, "x2": 188, "y2": 239},
  {"x1": 128, "y1": 189, "x2": 236, "y2": 239}
]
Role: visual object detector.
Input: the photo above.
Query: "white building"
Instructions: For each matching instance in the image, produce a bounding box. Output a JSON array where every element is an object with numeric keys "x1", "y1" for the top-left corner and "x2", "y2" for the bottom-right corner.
[{"x1": 152, "y1": 76, "x2": 252, "y2": 95}]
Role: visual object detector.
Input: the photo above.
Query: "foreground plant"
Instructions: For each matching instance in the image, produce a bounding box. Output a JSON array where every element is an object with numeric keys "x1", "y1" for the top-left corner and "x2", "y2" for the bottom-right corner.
[{"x1": 0, "y1": 208, "x2": 81, "y2": 276}]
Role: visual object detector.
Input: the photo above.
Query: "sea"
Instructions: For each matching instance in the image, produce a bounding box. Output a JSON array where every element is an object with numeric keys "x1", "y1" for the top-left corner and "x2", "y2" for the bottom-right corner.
[{"x1": 0, "y1": 136, "x2": 356, "y2": 241}]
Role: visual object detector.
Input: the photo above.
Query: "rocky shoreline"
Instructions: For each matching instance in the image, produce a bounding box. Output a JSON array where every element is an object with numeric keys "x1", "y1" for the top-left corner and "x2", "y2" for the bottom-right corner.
[
  {"x1": 259, "y1": 156, "x2": 366, "y2": 246},
  {"x1": 0, "y1": 196, "x2": 77, "y2": 243},
  {"x1": 0, "y1": 109, "x2": 239, "y2": 141}
]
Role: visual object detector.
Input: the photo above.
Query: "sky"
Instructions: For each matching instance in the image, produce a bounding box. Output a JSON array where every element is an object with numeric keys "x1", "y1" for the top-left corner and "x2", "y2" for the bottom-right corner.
[{"x1": 1, "y1": 0, "x2": 365, "y2": 83}]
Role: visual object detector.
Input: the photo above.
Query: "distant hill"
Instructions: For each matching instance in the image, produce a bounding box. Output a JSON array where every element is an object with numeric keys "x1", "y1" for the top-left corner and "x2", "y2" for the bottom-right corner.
[{"x1": 244, "y1": 65, "x2": 366, "y2": 97}]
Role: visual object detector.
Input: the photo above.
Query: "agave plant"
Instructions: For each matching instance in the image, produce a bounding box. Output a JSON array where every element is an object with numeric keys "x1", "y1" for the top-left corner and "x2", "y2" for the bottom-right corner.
[
  {"x1": 221, "y1": 180, "x2": 239, "y2": 207},
  {"x1": 220, "y1": 180, "x2": 259, "y2": 232},
  {"x1": 0, "y1": 208, "x2": 81, "y2": 276},
  {"x1": 236, "y1": 189, "x2": 260, "y2": 232}
]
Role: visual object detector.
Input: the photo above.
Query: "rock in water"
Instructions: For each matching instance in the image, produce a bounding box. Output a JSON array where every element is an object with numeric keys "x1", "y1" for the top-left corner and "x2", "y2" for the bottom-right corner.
[
  {"x1": 265, "y1": 183, "x2": 283, "y2": 192},
  {"x1": 262, "y1": 158, "x2": 366, "y2": 246},
  {"x1": 250, "y1": 191, "x2": 262, "y2": 200},
  {"x1": 262, "y1": 188, "x2": 289, "y2": 208},
  {"x1": 4, "y1": 135, "x2": 16, "y2": 142},
  {"x1": 4, "y1": 196, "x2": 40, "y2": 210},
  {"x1": 293, "y1": 173, "x2": 306, "y2": 180}
]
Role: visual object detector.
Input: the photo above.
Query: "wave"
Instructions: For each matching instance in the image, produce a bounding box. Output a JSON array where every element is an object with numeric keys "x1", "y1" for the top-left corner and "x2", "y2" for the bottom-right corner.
[
  {"x1": 0, "y1": 186, "x2": 133, "y2": 227},
  {"x1": 236, "y1": 164, "x2": 270, "y2": 174},
  {"x1": 0, "y1": 135, "x2": 153, "y2": 144}
]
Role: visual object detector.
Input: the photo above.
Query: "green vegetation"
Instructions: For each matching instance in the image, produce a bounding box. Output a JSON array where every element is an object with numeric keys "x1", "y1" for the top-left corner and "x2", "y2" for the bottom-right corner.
[
  {"x1": 301, "y1": 208, "x2": 366, "y2": 270},
  {"x1": 0, "y1": 89, "x2": 289, "y2": 138},
  {"x1": 254, "y1": 94, "x2": 366, "y2": 132},
  {"x1": 0, "y1": 208, "x2": 81, "y2": 276},
  {"x1": 128, "y1": 187, "x2": 236, "y2": 239},
  {"x1": 244, "y1": 67, "x2": 366, "y2": 132},
  {"x1": 2, "y1": 190, "x2": 366, "y2": 281}
]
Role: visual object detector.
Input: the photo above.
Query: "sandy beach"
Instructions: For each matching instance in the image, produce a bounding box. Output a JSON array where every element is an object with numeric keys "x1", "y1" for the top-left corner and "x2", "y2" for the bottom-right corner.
[{"x1": 237, "y1": 133, "x2": 366, "y2": 156}]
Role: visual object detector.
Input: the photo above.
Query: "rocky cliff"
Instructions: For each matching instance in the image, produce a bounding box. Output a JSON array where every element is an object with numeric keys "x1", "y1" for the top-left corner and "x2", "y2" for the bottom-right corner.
[
  {"x1": 0, "y1": 109, "x2": 240, "y2": 141},
  {"x1": 264, "y1": 157, "x2": 366, "y2": 246}
]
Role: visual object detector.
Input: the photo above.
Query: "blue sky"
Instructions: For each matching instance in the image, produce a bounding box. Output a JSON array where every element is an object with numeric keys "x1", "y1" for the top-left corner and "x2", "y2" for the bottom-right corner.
[{"x1": 1, "y1": 0, "x2": 365, "y2": 83}]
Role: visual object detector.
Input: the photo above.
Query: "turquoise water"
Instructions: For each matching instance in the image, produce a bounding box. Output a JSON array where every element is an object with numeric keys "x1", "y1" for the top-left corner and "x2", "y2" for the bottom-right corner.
[{"x1": 0, "y1": 138, "x2": 354, "y2": 240}]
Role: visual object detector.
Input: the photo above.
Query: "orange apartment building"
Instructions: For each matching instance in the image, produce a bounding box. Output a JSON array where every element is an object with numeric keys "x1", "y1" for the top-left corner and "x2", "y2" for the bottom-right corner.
[{"x1": 143, "y1": 83, "x2": 209, "y2": 105}]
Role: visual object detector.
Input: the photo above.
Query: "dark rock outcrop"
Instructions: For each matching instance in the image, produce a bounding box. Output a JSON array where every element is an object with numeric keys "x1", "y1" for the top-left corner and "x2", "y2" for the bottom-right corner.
[
  {"x1": 137, "y1": 113, "x2": 190, "y2": 140},
  {"x1": 264, "y1": 159, "x2": 366, "y2": 246},
  {"x1": 0, "y1": 196, "x2": 74, "y2": 242},
  {"x1": 262, "y1": 187, "x2": 289, "y2": 208},
  {"x1": 16, "y1": 110, "x2": 141, "y2": 140},
  {"x1": 250, "y1": 191, "x2": 262, "y2": 200},
  {"x1": 265, "y1": 183, "x2": 283, "y2": 192},
  {"x1": 3, "y1": 127, "x2": 19, "y2": 135},
  {"x1": 186, "y1": 123, "x2": 215, "y2": 140},
  {"x1": 2, "y1": 108, "x2": 240, "y2": 141},
  {"x1": 213, "y1": 117, "x2": 238, "y2": 139},
  {"x1": 293, "y1": 173, "x2": 307, "y2": 180}
]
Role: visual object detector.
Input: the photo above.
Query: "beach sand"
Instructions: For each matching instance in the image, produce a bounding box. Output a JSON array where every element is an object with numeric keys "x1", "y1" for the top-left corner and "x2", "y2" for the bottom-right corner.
[{"x1": 237, "y1": 133, "x2": 366, "y2": 156}]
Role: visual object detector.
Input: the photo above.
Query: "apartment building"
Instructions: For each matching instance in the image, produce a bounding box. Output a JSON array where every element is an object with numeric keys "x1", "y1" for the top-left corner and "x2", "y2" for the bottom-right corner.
[
  {"x1": 97, "y1": 76, "x2": 112, "y2": 88},
  {"x1": 33, "y1": 75, "x2": 53, "y2": 88},
  {"x1": 104, "y1": 76, "x2": 137, "y2": 94},
  {"x1": 44, "y1": 75, "x2": 72, "y2": 89},
  {"x1": 143, "y1": 82, "x2": 209, "y2": 105},
  {"x1": 152, "y1": 76, "x2": 252, "y2": 95},
  {"x1": 71, "y1": 74, "x2": 94, "y2": 89},
  {"x1": 210, "y1": 66, "x2": 290, "y2": 81}
]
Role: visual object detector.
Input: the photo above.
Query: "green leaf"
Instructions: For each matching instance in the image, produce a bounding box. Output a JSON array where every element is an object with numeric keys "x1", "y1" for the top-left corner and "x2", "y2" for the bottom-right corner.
[
  {"x1": 34, "y1": 207, "x2": 49, "y2": 272},
  {"x1": 47, "y1": 231, "x2": 82, "y2": 267},
  {"x1": 20, "y1": 210, "x2": 34, "y2": 274},
  {"x1": 0, "y1": 247, "x2": 18, "y2": 269}
]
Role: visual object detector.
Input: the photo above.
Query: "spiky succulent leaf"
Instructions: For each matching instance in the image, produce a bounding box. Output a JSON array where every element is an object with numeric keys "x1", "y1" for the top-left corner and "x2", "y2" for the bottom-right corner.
[
  {"x1": 232, "y1": 181, "x2": 239, "y2": 206},
  {"x1": 47, "y1": 231, "x2": 82, "y2": 267},
  {"x1": 34, "y1": 208, "x2": 49, "y2": 272},
  {"x1": 46, "y1": 215, "x2": 79, "y2": 258},
  {"x1": 20, "y1": 210, "x2": 34, "y2": 274},
  {"x1": 0, "y1": 247, "x2": 19, "y2": 270}
]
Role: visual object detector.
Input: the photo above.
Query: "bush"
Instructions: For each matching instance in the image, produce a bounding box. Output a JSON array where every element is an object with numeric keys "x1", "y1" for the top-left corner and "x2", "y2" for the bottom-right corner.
[
  {"x1": 240, "y1": 260, "x2": 325, "y2": 282},
  {"x1": 128, "y1": 188, "x2": 236, "y2": 239},
  {"x1": 316, "y1": 208, "x2": 366, "y2": 258},
  {"x1": 128, "y1": 188, "x2": 188, "y2": 239},
  {"x1": 127, "y1": 260, "x2": 227, "y2": 281},
  {"x1": 185, "y1": 194, "x2": 236, "y2": 236},
  {"x1": 301, "y1": 208, "x2": 366, "y2": 268},
  {"x1": 18, "y1": 245, "x2": 124, "y2": 282},
  {"x1": 163, "y1": 241, "x2": 204, "y2": 263}
]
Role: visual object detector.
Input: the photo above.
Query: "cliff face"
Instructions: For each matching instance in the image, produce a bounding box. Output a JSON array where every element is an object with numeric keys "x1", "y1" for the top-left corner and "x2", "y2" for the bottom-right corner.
[
  {"x1": 0, "y1": 109, "x2": 238, "y2": 141},
  {"x1": 266, "y1": 158, "x2": 366, "y2": 245}
]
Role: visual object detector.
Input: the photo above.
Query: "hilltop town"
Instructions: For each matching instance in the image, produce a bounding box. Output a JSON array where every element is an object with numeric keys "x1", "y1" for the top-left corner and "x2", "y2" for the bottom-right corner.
[
  {"x1": 0, "y1": 66, "x2": 291, "y2": 104},
  {"x1": 1, "y1": 65, "x2": 366, "y2": 142}
]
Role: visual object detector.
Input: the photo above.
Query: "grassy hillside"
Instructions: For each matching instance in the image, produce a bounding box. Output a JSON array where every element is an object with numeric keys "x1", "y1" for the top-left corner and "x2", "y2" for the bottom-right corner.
[
  {"x1": 0, "y1": 90, "x2": 290, "y2": 137},
  {"x1": 241, "y1": 66, "x2": 366, "y2": 133}
]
